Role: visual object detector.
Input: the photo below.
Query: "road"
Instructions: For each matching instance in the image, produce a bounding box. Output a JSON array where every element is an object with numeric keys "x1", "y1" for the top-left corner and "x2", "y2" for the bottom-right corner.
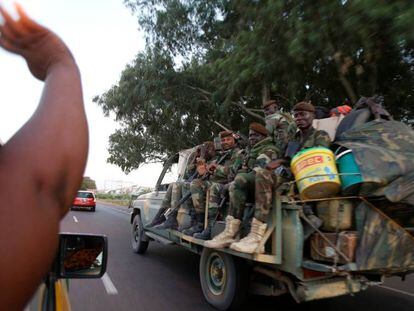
[{"x1": 61, "y1": 203, "x2": 414, "y2": 311}]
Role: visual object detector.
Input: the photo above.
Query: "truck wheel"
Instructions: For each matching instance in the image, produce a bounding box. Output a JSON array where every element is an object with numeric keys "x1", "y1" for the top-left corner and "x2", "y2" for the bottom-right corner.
[
  {"x1": 199, "y1": 248, "x2": 249, "y2": 310},
  {"x1": 131, "y1": 214, "x2": 149, "y2": 254}
]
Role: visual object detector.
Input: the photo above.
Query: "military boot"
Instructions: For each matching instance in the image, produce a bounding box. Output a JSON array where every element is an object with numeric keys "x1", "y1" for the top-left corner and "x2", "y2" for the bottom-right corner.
[
  {"x1": 193, "y1": 218, "x2": 213, "y2": 240},
  {"x1": 182, "y1": 213, "x2": 204, "y2": 236},
  {"x1": 153, "y1": 210, "x2": 178, "y2": 230},
  {"x1": 146, "y1": 207, "x2": 166, "y2": 228},
  {"x1": 230, "y1": 217, "x2": 267, "y2": 254},
  {"x1": 204, "y1": 216, "x2": 240, "y2": 249},
  {"x1": 193, "y1": 208, "x2": 217, "y2": 240}
]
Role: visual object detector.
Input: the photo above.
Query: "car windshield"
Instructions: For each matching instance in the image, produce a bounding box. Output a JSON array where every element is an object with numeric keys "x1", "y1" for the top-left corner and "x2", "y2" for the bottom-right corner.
[{"x1": 77, "y1": 192, "x2": 94, "y2": 199}]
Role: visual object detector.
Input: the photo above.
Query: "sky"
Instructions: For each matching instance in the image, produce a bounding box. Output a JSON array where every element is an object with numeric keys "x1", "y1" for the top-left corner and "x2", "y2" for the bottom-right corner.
[{"x1": 0, "y1": 0, "x2": 167, "y2": 190}]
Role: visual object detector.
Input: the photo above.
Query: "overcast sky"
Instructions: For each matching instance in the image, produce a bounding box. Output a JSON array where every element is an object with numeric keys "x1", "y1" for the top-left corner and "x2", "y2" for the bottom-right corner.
[{"x1": 0, "y1": 0, "x2": 166, "y2": 190}]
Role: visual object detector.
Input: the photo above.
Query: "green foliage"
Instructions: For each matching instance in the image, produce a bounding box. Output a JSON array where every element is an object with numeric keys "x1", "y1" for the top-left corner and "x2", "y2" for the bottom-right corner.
[
  {"x1": 96, "y1": 0, "x2": 414, "y2": 172},
  {"x1": 80, "y1": 177, "x2": 97, "y2": 190}
]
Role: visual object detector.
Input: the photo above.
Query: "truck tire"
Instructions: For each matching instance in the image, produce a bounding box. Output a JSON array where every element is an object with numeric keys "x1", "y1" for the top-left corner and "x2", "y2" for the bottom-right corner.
[
  {"x1": 131, "y1": 214, "x2": 149, "y2": 254},
  {"x1": 199, "y1": 248, "x2": 249, "y2": 310}
]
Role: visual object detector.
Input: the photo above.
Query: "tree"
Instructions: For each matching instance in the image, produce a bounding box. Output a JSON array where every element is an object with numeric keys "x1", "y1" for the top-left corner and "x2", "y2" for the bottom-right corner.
[
  {"x1": 80, "y1": 177, "x2": 97, "y2": 190},
  {"x1": 95, "y1": 0, "x2": 414, "y2": 172}
]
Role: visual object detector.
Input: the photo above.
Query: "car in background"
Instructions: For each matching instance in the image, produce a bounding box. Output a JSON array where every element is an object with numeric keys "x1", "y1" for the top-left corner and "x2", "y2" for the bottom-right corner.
[{"x1": 72, "y1": 191, "x2": 96, "y2": 212}]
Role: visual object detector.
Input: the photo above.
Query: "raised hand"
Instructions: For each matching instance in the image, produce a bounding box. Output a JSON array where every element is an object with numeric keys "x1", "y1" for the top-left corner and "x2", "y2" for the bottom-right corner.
[{"x1": 0, "y1": 4, "x2": 75, "y2": 80}]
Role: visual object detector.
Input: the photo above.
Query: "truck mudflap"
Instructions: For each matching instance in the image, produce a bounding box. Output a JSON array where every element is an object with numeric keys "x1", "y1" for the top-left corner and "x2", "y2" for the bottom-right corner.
[
  {"x1": 354, "y1": 199, "x2": 414, "y2": 272},
  {"x1": 295, "y1": 276, "x2": 370, "y2": 302}
]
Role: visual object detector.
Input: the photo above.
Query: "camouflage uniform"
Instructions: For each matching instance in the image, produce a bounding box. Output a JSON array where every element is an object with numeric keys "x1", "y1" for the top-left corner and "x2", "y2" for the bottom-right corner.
[
  {"x1": 190, "y1": 148, "x2": 239, "y2": 215},
  {"x1": 160, "y1": 162, "x2": 196, "y2": 213},
  {"x1": 293, "y1": 127, "x2": 331, "y2": 150},
  {"x1": 229, "y1": 137, "x2": 280, "y2": 222},
  {"x1": 254, "y1": 127, "x2": 331, "y2": 223},
  {"x1": 152, "y1": 154, "x2": 197, "y2": 229},
  {"x1": 265, "y1": 112, "x2": 297, "y2": 153}
]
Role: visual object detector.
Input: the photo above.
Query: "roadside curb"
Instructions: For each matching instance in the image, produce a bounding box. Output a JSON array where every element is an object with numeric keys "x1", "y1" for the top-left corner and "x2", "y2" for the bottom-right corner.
[{"x1": 97, "y1": 200, "x2": 129, "y2": 209}]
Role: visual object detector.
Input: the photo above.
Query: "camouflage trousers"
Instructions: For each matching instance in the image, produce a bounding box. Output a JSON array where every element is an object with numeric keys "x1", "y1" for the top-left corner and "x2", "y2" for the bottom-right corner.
[
  {"x1": 190, "y1": 178, "x2": 227, "y2": 218},
  {"x1": 207, "y1": 182, "x2": 226, "y2": 220},
  {"x1": 255, "y1": 168, "x2": 286, "y2": 222},
  {"x1": 161, "y1": 181, "x2": 193, "y2": 212},
  {"x1": 190, "y1": 179, "x2": 211, "y2": 215},
  {"x1": 228, "y1": 169, "x2": 285, "y2": 223},
  {"x1": 229, "y1": 172, "x2": 255, "y2": 220}
]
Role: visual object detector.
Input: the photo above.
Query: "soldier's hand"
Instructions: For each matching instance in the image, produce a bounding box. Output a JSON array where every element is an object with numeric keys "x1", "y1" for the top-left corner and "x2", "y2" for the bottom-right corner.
[
  {"x1": 0, "y1": 4, "x2": 75, "y2": 81},
  {"x1": 196, "y1": 162, "x2": 207, "y2": 176},
  {"x1": 207, "y1": 163, "x2": 218, "y2": 172},
  {"x1": 266, "y1": 159, "x2": 286, "y2": 171}
]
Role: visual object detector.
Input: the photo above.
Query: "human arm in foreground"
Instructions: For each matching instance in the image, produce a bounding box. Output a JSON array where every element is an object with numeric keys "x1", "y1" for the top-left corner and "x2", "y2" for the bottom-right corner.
[{"x1": 0, "y1": 5, "x2": 88, "y2": 309}]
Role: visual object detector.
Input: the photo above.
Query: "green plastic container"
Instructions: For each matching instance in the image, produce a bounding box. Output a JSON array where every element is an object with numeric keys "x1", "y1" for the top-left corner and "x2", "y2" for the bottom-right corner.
[{"x1": 335, "y1": 148, "x2": 363, "y2": 195}]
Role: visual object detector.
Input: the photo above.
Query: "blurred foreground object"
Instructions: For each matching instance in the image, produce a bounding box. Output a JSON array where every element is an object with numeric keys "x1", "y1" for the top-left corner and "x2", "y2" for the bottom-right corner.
[{"x1": 0, "y1": 4, "x2": 88, "y2": 309}]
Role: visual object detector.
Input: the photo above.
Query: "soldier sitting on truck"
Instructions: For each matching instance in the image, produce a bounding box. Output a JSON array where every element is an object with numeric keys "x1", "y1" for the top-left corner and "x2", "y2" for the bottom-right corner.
[
  {"x1": 290, "y1": 101, "x2": 331, "y2": 150},
  {"x1": 148, "y1": 141, "x2": 216, "y2": 229},
  {"x1": 205, "y1": 102, "x2": 331, "y2": 253},
  {"x1": 182, "y1": 131, "x2": 242, "y2": 236},
  {"x1": 204, "y1": 123, "x2": 280, "y2": 250},
  {"x1": 193, "y1": 123, "x2": 276, "y2": 240},
  {"x1": 263, "y1": 99, "x2": 296, "y2": 152}
]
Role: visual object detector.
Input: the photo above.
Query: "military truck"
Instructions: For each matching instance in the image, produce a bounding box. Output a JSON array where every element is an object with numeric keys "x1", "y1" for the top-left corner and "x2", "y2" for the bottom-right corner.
[{"x1": 129, "y1": 121, "x2": 414, "y2": 310}]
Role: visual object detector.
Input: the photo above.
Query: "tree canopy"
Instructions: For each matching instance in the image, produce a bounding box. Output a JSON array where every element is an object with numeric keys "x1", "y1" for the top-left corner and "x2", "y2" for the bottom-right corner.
[
  {"x1": 80, "y1": 177, "x2": 97, "y2": 190},
  {"x1": 95, "y1": 0, "x2": 414, "y2": 172}
]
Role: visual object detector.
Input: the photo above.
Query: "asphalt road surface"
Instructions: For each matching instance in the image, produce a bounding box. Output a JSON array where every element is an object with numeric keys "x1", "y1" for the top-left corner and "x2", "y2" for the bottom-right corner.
[{"x1": 61, "y1": 202, "x2": 414, "y2": 311}]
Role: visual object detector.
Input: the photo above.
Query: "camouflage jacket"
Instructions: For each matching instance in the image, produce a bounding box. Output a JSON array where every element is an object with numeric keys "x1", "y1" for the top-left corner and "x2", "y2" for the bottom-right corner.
[
  {"x1": 183, "y1": 162, "x2": 197, "y2": 180},
  {"x1": 210, "y1": 147, "x2": 242, "y2": 183},
  {"x1": 233, "y1": 137, "x2": 280, "y2": 174},
  {"x1": 265, "y1": 112, "x2": 297, "y2": 153},
  {"x1": 294, "y1": 127, "x2": 331, "y2": 150}
]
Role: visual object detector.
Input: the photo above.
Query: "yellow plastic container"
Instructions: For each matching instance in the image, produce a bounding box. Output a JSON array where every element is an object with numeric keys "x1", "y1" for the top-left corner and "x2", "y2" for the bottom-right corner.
[{"x1": 291, "y1": 147, "x2": 341, "y2": 199}]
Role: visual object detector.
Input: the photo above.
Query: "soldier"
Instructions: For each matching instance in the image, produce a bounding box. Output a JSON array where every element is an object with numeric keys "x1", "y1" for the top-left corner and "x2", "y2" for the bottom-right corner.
[
  {"x1": 183, "y1": 131, "x2": 240, "y2": 236},
  {"x1": 291, "y1": 101, "x2": 331, "y2": 150},
  {"x1": 152, "y1": 141, "x2": 216, "y2": 230},
  {"x1": 263, "y1": 99, "x2": 296, "y2": 153},
  {"x1": 207, "y1": 103, "x2": 332, "y2": 254},
  {"x1": 204, "y1": 123, "x2": 280, "y2": 249},
  {"x1": 229, "y1": 101, "x2": 331, "y2": 254}
]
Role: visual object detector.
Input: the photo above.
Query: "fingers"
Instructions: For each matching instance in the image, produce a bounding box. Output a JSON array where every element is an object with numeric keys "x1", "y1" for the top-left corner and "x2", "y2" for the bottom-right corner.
[
  {"x1": 0, "y1": 5, "x2": 26, "y2": 38},
  {"x1": 15, "y1": 3, "x2": 42, "y2": 33},
  {"x1": 0, "y1": 36, "x2": 24, "y2": 55}
]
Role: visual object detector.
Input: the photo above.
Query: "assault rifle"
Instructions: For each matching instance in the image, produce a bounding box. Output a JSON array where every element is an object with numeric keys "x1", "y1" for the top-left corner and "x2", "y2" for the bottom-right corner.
[{"x1": 163, "y1": 148, "x2": 232, "y2": 218}]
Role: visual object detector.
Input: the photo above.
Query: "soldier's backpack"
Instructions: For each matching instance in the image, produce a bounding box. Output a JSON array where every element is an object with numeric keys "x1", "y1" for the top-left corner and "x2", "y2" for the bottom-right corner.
[{"x1": 336, "y1": 95, "x2": 393, "y2": 138}]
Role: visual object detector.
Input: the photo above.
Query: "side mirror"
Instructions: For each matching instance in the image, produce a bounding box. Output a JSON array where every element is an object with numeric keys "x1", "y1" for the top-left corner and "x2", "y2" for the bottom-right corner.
[{"x1": 58, "y1": 233, "x2": 108, "y2": 279}]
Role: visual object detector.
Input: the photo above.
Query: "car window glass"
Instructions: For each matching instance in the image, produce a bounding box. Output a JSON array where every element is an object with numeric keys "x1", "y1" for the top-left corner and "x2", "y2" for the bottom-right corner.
[
  {"x1": 163, "y1": 163, "x2": 178, "y2": 184},
  {"x1": 77, "y1": 192, "x2": 94, "y2": 199}
]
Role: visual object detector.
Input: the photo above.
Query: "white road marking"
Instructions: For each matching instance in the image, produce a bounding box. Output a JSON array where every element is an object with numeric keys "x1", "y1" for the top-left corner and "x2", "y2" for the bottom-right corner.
[
  {"x1": 102, "y1": 273, "x2": 119, "y2": 295},
  {"x1": 377, "y1": 285, "x2": 414, "y2": 298},
  {"x1": 73, "y1": 216, "x2": 78, "y2": 223}
]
